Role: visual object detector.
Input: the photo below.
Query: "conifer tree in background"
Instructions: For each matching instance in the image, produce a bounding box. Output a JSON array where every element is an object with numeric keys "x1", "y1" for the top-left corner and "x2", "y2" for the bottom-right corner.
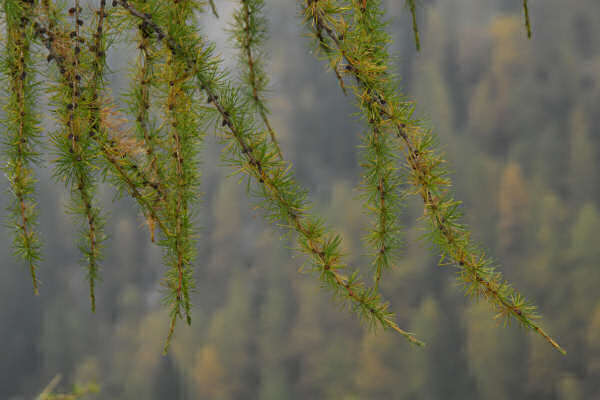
[{"x1": 0, "y1": 0, "x2": 565, "y2": 354}]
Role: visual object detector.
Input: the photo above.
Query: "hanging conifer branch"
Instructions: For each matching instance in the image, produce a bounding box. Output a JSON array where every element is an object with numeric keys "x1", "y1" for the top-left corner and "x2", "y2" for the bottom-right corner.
[
  {"x1": 156, "y1": 0, "x2": 204, "y2": 353},
  {"x1": 300, "y1": 0, "x2": 564, "y2": 353},
  {"x1": 76, "y1": 5, "x2": 172, "y2": 242},
  {"x1": 522, "y1": 0, "x2": 532, "y2": 38},
  {"x1": 26, "y1": 0, "x2": 197, "y2": 327},
  {"x1": 230, "y1": 0, "x2": 282, "y2": 158},
  {"x1": 34, "y1": 14, "x2": 168, "y2": 237},
  {"x1": 128, "y1": 12, "x2": 165, "y2": 242},
  {"x1": 83, "y1": 0, "x2": 111, "y2": 311},
  {"x1": 1, "y1": 0, "x2": 43, "y2": 294},
  {"x1": 310, "y1": 0, "x2": 406, "y2": 287},
  {"x1": 116, "y1": 0, "x2": 423, "y2": 347},
  {"x1": 33, "y1": 5, "x2": 176, "y2": 315},
  {"x1": 361, "y1": 125, "x2": 404, "y2": 289},
  {"x1": 208, "y1": 0, "x2": 219, "y2": 19},
  {"x1": 39, "y1": 1, "x2": 107, "y2": 312},
  {"x1": 406, "y1": 0, "x2": 420, "y2": 51},
  {"x1": 355, "y1": 1, "x2": 405, "y2": 289},
  {"x1": 44, "y1": 0, "x2": 198, "y2": 349},
  {"x1": 87, "y1": 0, "x2": 108, "y2": 139},
  {"x1": 37, "y1": 0, "x2": 202, "y2": 325}
]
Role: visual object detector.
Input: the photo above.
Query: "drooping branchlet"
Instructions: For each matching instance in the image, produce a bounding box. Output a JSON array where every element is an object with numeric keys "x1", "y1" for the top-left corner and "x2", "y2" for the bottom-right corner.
[
  {"x1": 301, "y1": 0, "x2": 564, "y2": 354},
  {"x1": 2, "y1": 0, "x2": 43, "y2": 294}
]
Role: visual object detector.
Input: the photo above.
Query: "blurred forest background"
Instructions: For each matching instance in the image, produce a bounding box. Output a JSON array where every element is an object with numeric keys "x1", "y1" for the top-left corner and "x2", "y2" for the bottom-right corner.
[{"x1": 2, "y1": 0, "x2": 600, "y2": 398}]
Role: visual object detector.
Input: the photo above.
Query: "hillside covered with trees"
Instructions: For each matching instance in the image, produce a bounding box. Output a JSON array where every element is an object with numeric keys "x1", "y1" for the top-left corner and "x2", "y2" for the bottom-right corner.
[{"x1": 1, "y1": 0, "x2": 599, "y2": 398}]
